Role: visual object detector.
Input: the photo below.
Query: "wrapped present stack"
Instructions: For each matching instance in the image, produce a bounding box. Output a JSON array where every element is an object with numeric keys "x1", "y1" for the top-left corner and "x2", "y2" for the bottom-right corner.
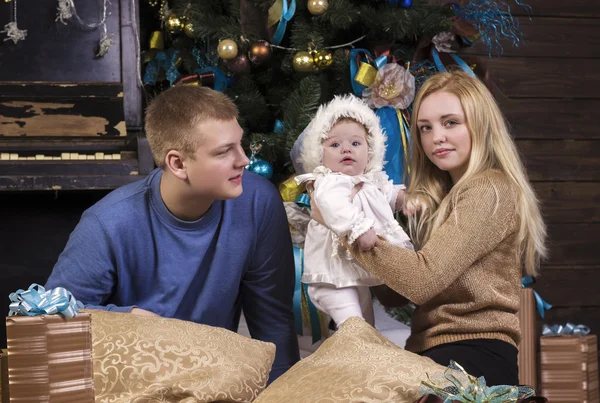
[
  {"x1": 540, "y1": 323, "x2": 600, "y2": 403},
  {"x1": 5, "y1": 284, "x2": 95, "y2": 402},
  {"x1": 1, "y1": 349, "x2": 8, "y2": 403},
  {"x1": 518, "y1": 276, "x2": 552, "y2": 389}
]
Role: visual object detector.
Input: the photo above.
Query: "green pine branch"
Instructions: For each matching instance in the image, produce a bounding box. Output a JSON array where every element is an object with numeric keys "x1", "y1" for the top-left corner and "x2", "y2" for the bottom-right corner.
[{"x1": 282, "y1": 76, "x2": 322, "y2": 171}]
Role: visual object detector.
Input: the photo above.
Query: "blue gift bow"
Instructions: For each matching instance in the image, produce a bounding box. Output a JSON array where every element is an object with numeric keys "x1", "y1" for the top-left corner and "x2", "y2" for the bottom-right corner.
[
  {"x1": 8, "y1": 284, "x2": 84, "y2": 319},
  {"x1": 521, "y1": 275, "x2": 552, "y2": 319},
  {"x1": 272, "y1": 0, "x2": 296, "y2": 45},
  {"x1": 542, "y1": 323, "x2": 591, "y2": 337},
  {"x1": 348, "y1": 49, "x2": 388, "y2": 96},
  {"x1": 143, "y1": 49, "x2": 181, "y2": 86}
]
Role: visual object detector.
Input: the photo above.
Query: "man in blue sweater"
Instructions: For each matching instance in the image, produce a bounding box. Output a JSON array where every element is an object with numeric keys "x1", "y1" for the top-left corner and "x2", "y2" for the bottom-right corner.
[{"x1": 45, "y1": 85, "x2": 300, "y2": 381}]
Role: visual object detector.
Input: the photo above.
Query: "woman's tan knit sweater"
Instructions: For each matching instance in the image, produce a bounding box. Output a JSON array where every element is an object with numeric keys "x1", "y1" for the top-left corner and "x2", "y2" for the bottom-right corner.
[{"x1": 353, "y1": 170, "x2": 522, "y2": 353}]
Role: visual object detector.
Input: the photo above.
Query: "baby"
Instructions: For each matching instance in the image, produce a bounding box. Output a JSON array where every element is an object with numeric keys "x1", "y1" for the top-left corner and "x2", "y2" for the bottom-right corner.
[{"x1": 293, "y1": 95, "x2": 414, "y2": 328}]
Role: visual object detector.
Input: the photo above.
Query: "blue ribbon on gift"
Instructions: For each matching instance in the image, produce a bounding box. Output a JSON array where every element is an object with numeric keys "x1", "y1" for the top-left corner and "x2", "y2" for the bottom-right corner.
[
  {"x1": 143, "y1": 48, "x2": 181, "y2": 86},
  {"x1": 431, "y1": 48, "x2": 476, "y2": 78},
  {"x1": 377, "y1": 106, "x2": 411, "y2": 184},
  {"x1": 542, "y1": 322, "x2": 591, "y2": 337},
  {"x1": 521, "y1": 276, "x2": 552, "y2": 319},
  {"x1": 8, "y1": 284, "x2": 84, "y2": 318},
  {"x1": 294, "y1": 193, "x2": 310, "y2": 209},
  {"x1": 292, "y1": 245, "x2": 323, "y2": 343},
  {"x1": 349, "y1": 48, "x2": 372, "y2": 96},
  {"x1": 272, "y1": 0, "x2": 296, "y2": 45},
  {"x1": 348, "y1": 49, "x2": 389, "y2": 96},
  {"x1": 196, "y1": 66, "x2": 228, "y2": 92},
  {"x1": 291, "y1": 193, "x2": 323, "y2": 343}
]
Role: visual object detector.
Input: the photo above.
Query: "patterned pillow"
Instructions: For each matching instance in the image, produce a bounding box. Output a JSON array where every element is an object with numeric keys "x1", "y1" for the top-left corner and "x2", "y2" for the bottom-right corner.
[
  {"x1": 255, "y1": 316, "x2": 461, "y2": 403},
  {"x1": 89, "y1": 310, "x2": 275, "y2": 403}
]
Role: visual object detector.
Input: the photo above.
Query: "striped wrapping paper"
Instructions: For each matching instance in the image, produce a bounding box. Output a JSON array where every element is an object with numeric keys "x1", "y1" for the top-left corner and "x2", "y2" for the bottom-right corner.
[
  {"x1": 518, "y1": 288, "x2": 537, "y2": 389},
  {"x1": 541, "y1": 334, "x2": 599, "y2": 403},
  {"x1": 5, "y1": 313, "x2": 95, "y2": 402}
]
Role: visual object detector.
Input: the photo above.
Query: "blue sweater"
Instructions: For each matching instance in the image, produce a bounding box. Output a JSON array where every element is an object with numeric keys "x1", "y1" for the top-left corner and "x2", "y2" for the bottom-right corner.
[{"x1": 45, "y1": 168, "x2": 300, "y2": 381}]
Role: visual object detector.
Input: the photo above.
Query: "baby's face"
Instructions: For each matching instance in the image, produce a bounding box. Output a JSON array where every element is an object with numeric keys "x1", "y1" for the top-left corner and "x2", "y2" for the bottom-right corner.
[{"x1": 321, "y1": 120, "x2": 369, "y2": 176}]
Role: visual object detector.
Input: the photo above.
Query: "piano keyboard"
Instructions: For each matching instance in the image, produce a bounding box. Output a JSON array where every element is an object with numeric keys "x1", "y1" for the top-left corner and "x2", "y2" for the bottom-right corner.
[{"x1": 0, "y1": 152, "x2": 122, "y2": 161}]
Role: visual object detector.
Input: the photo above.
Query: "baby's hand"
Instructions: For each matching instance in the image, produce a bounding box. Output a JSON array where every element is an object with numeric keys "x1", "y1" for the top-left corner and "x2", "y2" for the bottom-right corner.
[
  {"x1": 356, "y1": 229, "x2": 379, "y2": 252},
  {"x1": 403, "y1": 197, "x2": 426, "y2": 217}
]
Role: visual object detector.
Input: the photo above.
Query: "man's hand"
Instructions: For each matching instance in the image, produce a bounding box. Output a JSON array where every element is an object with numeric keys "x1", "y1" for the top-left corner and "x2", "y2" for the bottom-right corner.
[
  {"x1": 130, "y1": 307, "x2": 160, "y2": 317},
  {"x1": 355, "y1": 228, "x2": 379, "y2": 251}
]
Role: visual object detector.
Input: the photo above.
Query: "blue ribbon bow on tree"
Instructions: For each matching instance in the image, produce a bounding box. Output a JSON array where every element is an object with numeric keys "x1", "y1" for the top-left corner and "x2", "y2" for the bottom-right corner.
[{"x1": 8, "y1": 283, "x2": 84, "y2": 318}]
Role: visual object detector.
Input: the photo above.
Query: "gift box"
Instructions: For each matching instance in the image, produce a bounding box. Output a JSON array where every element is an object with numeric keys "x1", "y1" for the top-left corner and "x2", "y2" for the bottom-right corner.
[
  {"x1": 5, "y1": 284, "x2": 95, "y2": 402},
  {"x1": 540, "y1": 327, "x2": 600, "y2": 403},
  {"x1": 6, "y1": 313, "x2": 95, "y2": 402},
  {"x1": 518, "y1": 288, "x2": 537, "y2": 388},
  {"x1": 1, "y1": 349, "x2": 8, "y2": 403}
]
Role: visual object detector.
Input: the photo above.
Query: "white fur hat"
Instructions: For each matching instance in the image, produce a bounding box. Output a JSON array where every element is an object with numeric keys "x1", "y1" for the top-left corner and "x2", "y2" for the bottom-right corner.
[{"x1": 291, "y1": 95, "x2": 386, "y2": 174}]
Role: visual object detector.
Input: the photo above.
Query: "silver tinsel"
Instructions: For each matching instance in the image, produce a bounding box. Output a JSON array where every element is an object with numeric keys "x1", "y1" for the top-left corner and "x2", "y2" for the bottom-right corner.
[
  {"x1": 1, "y1": 21, "x2": 27, "y2": 44},
  {"x1": 432, "y1": 31, "x2": 458, "y2": 54}
]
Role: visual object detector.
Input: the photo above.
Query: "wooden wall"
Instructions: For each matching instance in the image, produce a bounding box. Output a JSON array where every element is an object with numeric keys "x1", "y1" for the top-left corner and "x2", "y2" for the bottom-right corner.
[{"x1": 463, "y1": 0, "x2": 600, "y2": 357}]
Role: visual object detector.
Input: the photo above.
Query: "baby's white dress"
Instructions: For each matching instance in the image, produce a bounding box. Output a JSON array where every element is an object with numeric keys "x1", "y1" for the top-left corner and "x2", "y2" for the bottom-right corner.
[{"x1": 296, "y1": 166, "x2": 414, "y2": 288}]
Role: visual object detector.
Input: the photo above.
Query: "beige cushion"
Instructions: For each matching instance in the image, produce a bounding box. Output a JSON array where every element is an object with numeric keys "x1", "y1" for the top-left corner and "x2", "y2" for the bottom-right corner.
[
  {"x1": 255, "y1": 316, "x2": 460, "y2": 403},
  {"x1": 89, "y1": 310, "x2": 275, "y2": 403}
]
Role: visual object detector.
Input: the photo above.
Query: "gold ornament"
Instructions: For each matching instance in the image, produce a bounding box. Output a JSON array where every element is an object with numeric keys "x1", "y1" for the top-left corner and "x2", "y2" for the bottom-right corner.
[
  {"x1": 183, "y1": 22, "x2": 195, "y2": 38},
  {"x1": 312, "y1": 50, "x2": 333, "y2": 69},
  {"x1": 218, "y1": 39, "x2": 239, "y2": 60},
  {"x1": 165, "y1": 15, "x2": 185, "y2": 34},
  {"x1": 307, "y1": 0, "x2": 328, "y2": 15},
  {"x1": 248, "y1": 40, "x2": 272, "y2": 64},
  {"x1": 293, "y1": 51, "x2": 316, "y2": 73}
]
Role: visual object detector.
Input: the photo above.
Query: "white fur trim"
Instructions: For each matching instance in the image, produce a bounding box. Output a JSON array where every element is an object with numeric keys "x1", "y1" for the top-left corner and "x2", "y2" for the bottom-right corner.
[{"x1": 296, "y1": 95, "x2": 387, "y2": 175}]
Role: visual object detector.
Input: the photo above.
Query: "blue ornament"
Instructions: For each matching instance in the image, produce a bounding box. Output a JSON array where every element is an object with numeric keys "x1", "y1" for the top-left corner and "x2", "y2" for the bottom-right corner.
[
  {"x1": 247, "y1": 159, "x2": 273, "y2": 180},
  {"x1": 389, "y1": 0, "x2": 412, "y2": 7},
  {"x1": 274, "y1": 120, "x2": 285, "y2": 134}
]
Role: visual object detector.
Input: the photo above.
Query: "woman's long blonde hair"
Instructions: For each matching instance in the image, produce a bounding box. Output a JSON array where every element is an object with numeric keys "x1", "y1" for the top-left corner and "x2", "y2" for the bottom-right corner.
[{"x1": 406, "y1": 70, "x2": 547, "y2": 276}]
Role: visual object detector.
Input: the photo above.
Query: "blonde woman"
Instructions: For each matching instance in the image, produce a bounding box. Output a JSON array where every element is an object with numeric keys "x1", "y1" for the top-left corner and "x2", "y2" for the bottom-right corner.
[{"x1": 312, "y1": 70, "x2": 547, "y2": 386}]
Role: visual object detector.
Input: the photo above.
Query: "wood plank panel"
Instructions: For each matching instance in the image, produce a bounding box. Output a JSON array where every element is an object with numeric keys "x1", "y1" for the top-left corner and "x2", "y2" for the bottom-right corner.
[
  {"x1": 501, "y1": 99, "x2": 600, "y2": 140},
  {"x1": 535, "y1": 182, "x2": 600, "y2": 223},
  {"x1": 546, "y1": 223, "x2": 600, "y2": 266},
  {"x1": 535, "y1": 266, "x2": 600, "y2": 307},
  {"x1": 462, "y1": 17, "x2": 600, "y2": 58},
  {"x1": 480, "y1": 57, "x2": 600, "y2": 99},
  {"x1": 517, "y1": 140, "x2": 600, "y2": 181},
  {"x1": 507, "y1": 0, "x2": 600, "y2": 18}
]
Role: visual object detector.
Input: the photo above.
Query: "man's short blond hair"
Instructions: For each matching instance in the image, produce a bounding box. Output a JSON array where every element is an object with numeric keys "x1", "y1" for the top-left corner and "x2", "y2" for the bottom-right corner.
[{"x1": 145, "y1": 85, "x2": 239, "y2": 168}]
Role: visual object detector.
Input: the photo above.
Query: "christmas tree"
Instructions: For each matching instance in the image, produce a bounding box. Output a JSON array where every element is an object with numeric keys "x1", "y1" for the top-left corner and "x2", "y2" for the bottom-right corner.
[{"x1": 140, "y1": 0, "x2": 527, "y2": 183}]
